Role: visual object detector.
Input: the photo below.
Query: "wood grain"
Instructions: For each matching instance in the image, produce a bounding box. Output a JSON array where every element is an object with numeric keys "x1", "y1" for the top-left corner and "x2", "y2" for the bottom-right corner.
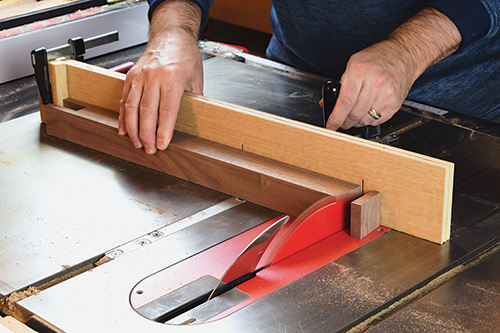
[
  {"x1": 65, "y1": 61, "x2": 124, "y2": 112},
  {"x1": 0, "y1": 316, "x2": 35, "y2": 333},
  {"x1": 45, "y1": 100, "x2": 361, "y2": 217},
  {"x1": 350, "y1": 191, "x2": 381, "y2": 239},
  {"x1": 46, "y1": 60, "x2": 454, "y2": 243},
  {"x1": 48, "y1": 60, "x2": 69, "y2": 108}
]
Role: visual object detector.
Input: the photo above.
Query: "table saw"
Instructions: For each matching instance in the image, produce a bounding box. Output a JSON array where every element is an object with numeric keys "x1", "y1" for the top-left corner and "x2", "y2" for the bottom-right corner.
[{"x1": 1, "y1": 41, "x2": 500, "y2": 333}]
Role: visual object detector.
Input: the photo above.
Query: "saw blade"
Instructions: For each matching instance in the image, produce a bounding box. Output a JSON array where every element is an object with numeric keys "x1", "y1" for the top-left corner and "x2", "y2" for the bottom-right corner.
[{"x1": 207, "y1": 215, "x2": 290, "y2": 301}]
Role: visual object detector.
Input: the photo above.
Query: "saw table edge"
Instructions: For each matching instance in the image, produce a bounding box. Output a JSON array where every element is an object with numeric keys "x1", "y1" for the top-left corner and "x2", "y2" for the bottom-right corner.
[{"x1": 41, "y1": 59, "x2": 454, "y2": 244}]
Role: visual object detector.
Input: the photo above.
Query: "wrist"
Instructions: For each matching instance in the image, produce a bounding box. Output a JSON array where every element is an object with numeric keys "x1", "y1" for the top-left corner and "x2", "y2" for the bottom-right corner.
[{"x1": 150, "y1": 0, "x2": 202, "y2": 42}]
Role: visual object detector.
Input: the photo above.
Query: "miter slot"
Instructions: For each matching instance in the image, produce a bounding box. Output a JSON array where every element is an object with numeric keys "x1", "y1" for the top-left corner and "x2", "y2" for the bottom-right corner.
[
  {"x1": 136, "y1": 275, "x2": 251, "y2": 325},
  {"x1": 103, "y1": 197, "x2": 247, "y2": 261},
  {"x1": 166, "y1": 283, "x2": 251, "y2": 325}
]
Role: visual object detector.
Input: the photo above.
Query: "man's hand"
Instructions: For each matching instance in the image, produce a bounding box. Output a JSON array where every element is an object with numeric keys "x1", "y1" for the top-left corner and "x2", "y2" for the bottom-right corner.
[
  {"x1": 326, "y1": 7, "x2": 462, "y2": 130},
  {"x1": 118, "y1": 0, "x2": 202, "y2": 154}
]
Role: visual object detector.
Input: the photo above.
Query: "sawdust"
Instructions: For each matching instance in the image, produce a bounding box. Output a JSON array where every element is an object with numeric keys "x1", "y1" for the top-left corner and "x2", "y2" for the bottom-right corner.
[
  {"x1": 466, "y1": 282, "x2": 500, "y2": 295},
  {"x1": 324, "y1": 262, "x2": 393, "y2": 305},
  {"x1": 388, "y1": 309, "x2": 466, "y2": 333},
  {"x1": 1, "y1": 286, "x2": 40, "y2": 315},
  {"x1": 131, "y1": 198, "x2": 180, "y2": 217}
]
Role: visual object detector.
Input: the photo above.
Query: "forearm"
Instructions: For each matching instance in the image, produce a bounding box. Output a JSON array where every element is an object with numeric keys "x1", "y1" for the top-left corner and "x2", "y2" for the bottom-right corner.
[{"x1": 383, "y1": 7, "x2": 462, "y2": 82}]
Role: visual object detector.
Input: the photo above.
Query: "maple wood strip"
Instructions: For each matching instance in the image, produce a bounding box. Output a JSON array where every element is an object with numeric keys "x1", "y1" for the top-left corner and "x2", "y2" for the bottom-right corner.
[
  {"x1": 48, "y1": 60, "x2": 69, "y2": 108},
  {"x1": 50, "y1": 60, "x2": 454, "y2": 243},
  {"x1": 46, "y1": 102, "x2": 361, "y2": 217},
  {"x1": 176, "y1": 95, "x2": 453, "y2": 244},
  {"x1": 350, "y1": 191, "x2": 381, "y2": 240},
  {"x1": 39, "y1": 59, "x2": 69, "y2": 123},
  {"x1": 64, "y1": 60, "x2": 124, "y2": 112}
]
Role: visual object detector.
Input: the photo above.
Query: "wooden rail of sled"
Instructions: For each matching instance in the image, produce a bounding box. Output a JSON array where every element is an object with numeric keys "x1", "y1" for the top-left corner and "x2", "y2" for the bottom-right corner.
[
  {"x1": 44, "y1": 99, "x2": 362, "y2": 217},
  {"x1": 41, "y1": 59, "x2": 454, "y2": 243}
]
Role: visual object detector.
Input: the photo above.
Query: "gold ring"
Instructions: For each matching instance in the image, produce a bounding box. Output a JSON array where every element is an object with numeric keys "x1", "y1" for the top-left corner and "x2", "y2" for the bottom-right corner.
[{"x1": 368, "y1": 107, "x2": 381, "y2": 120}]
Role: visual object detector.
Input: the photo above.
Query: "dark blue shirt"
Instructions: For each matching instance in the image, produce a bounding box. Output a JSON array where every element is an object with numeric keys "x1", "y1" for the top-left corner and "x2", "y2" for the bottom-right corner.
[{"x1": 148, "y1": 0, "x2": 500, "y2": 121}]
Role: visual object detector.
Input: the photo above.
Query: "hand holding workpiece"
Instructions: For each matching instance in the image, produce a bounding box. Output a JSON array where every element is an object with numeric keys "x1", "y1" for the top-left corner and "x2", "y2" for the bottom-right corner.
[
  {"x1": 118, "y1": 1, "x2": 203, "y2": 154},
  {"x1": 326, "y1": 7, "x2": 462, "y2": 131}
]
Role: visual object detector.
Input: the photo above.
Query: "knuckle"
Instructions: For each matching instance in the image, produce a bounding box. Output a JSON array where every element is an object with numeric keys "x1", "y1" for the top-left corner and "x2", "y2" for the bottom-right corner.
[
  {"x1": 158, "y1": 105, "x2": 176, "y2": 118},
  {"x1": 382, "y1": 87, "x2": 400, "y2": 105},
  {"x1": 124, "y1": 99, "x2": 137, "y2": 110},
  {"x1": 350, "y1": 113, "x2": 364, "y2": 122},
  {"x1": 140, "y1": 101, "x2": 158, "y2": 115},
  {"x1": 340, "y1": 95, "x2": 355, "y2": 109},
  {"x1": 125, "y1": 67, "x2": 143, "y2": 83},
  {"x1": 372, "y1": 73, "x2": 387, "y2": 87},
  {"x1": 351, "y1": 62, "x2": 366, "y2": 74}
]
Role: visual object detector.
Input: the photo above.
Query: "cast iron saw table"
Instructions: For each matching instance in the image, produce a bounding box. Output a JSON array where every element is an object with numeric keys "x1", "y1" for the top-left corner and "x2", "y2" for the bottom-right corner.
[{"x1": 0, "y1": 42, "x2": 499, "y2": 332}]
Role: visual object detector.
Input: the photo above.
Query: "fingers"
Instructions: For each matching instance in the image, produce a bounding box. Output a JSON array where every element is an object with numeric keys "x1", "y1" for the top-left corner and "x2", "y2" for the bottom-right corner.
[
  {"x1": 156, "y1": 85, "x2": 184, "y2": 151},
  {"x1": 326, "y1": 76, "x2": 364, "y2": 130},
  {"x1": 139, "y1": 84, "x2": 162, "y2": 154},
  {"x1": 326, "y1": 81, "x2": 397, "y2": 130},
  {"x1": 120, "y1": 65, "x2": 163, "y2": 154},
  {"x1": 123, "y1": 80, "x2": 144, "y2": 149},
  {"x1": 121, "y1": 72, "x2": 178, "y2": 155},
  {"x1": 120, "y1": 64, "x2": 203, "y2": 154},
  {"x1": 325, "y1": 42, "x2": 417, "y2": 131},
  {"x1": 118, "y1": 81, "x2": 130, "y2": 136}
]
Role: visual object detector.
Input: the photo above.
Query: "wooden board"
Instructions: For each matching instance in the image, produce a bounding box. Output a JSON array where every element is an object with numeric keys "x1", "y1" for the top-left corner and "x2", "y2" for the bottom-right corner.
[
  {"x1": 0, "y1": 316, "x2": 35, "y2": 333},
  {"x1": 43, "y1": 59, "x2": 454, "y2": 243},
  {"x1": 44, "y1": 100, "x2": 362, "y2": 217}
]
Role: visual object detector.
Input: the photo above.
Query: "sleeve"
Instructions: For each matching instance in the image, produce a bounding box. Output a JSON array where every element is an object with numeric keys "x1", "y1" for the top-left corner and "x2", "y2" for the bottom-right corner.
[
  {"x1": 426, "y1": 0, "x2": 491, "y2": 52},
  {"x1": 147, "y1": 0, "x2": 214, "y2": 29}
]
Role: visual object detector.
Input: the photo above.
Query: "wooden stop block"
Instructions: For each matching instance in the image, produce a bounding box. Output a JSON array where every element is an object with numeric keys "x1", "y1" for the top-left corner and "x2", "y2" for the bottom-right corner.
[{"x1": 350, "y1": 191, "x2": 381, "y2": 239}]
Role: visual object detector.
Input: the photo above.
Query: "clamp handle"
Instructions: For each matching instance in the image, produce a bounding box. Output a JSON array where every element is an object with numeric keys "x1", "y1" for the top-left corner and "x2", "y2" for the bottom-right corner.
[
  {"x1": 68, "y1": 37, "x2": 85, "y2": 61},
  {"x1": 31, "y1": 48, "x2": 53, "y2": 105},
  {"x1": 30, "y1": 31, "x2": 119, "y2": 105},
  {"x1": 321, "y1": 79, "x2": 340, "y2": 127}
]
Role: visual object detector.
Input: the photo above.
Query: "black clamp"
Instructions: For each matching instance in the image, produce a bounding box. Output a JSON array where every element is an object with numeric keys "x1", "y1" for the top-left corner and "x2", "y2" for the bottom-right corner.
[
  {"x1": 31, "y1": 31, "x2": 119, "y2": 105},
  {"x1": 68, "y1": 37, "x2": 85, "y2": 61},
  {"x1": 31, "y1": 47, "x2": 53, "y2": 104}
]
